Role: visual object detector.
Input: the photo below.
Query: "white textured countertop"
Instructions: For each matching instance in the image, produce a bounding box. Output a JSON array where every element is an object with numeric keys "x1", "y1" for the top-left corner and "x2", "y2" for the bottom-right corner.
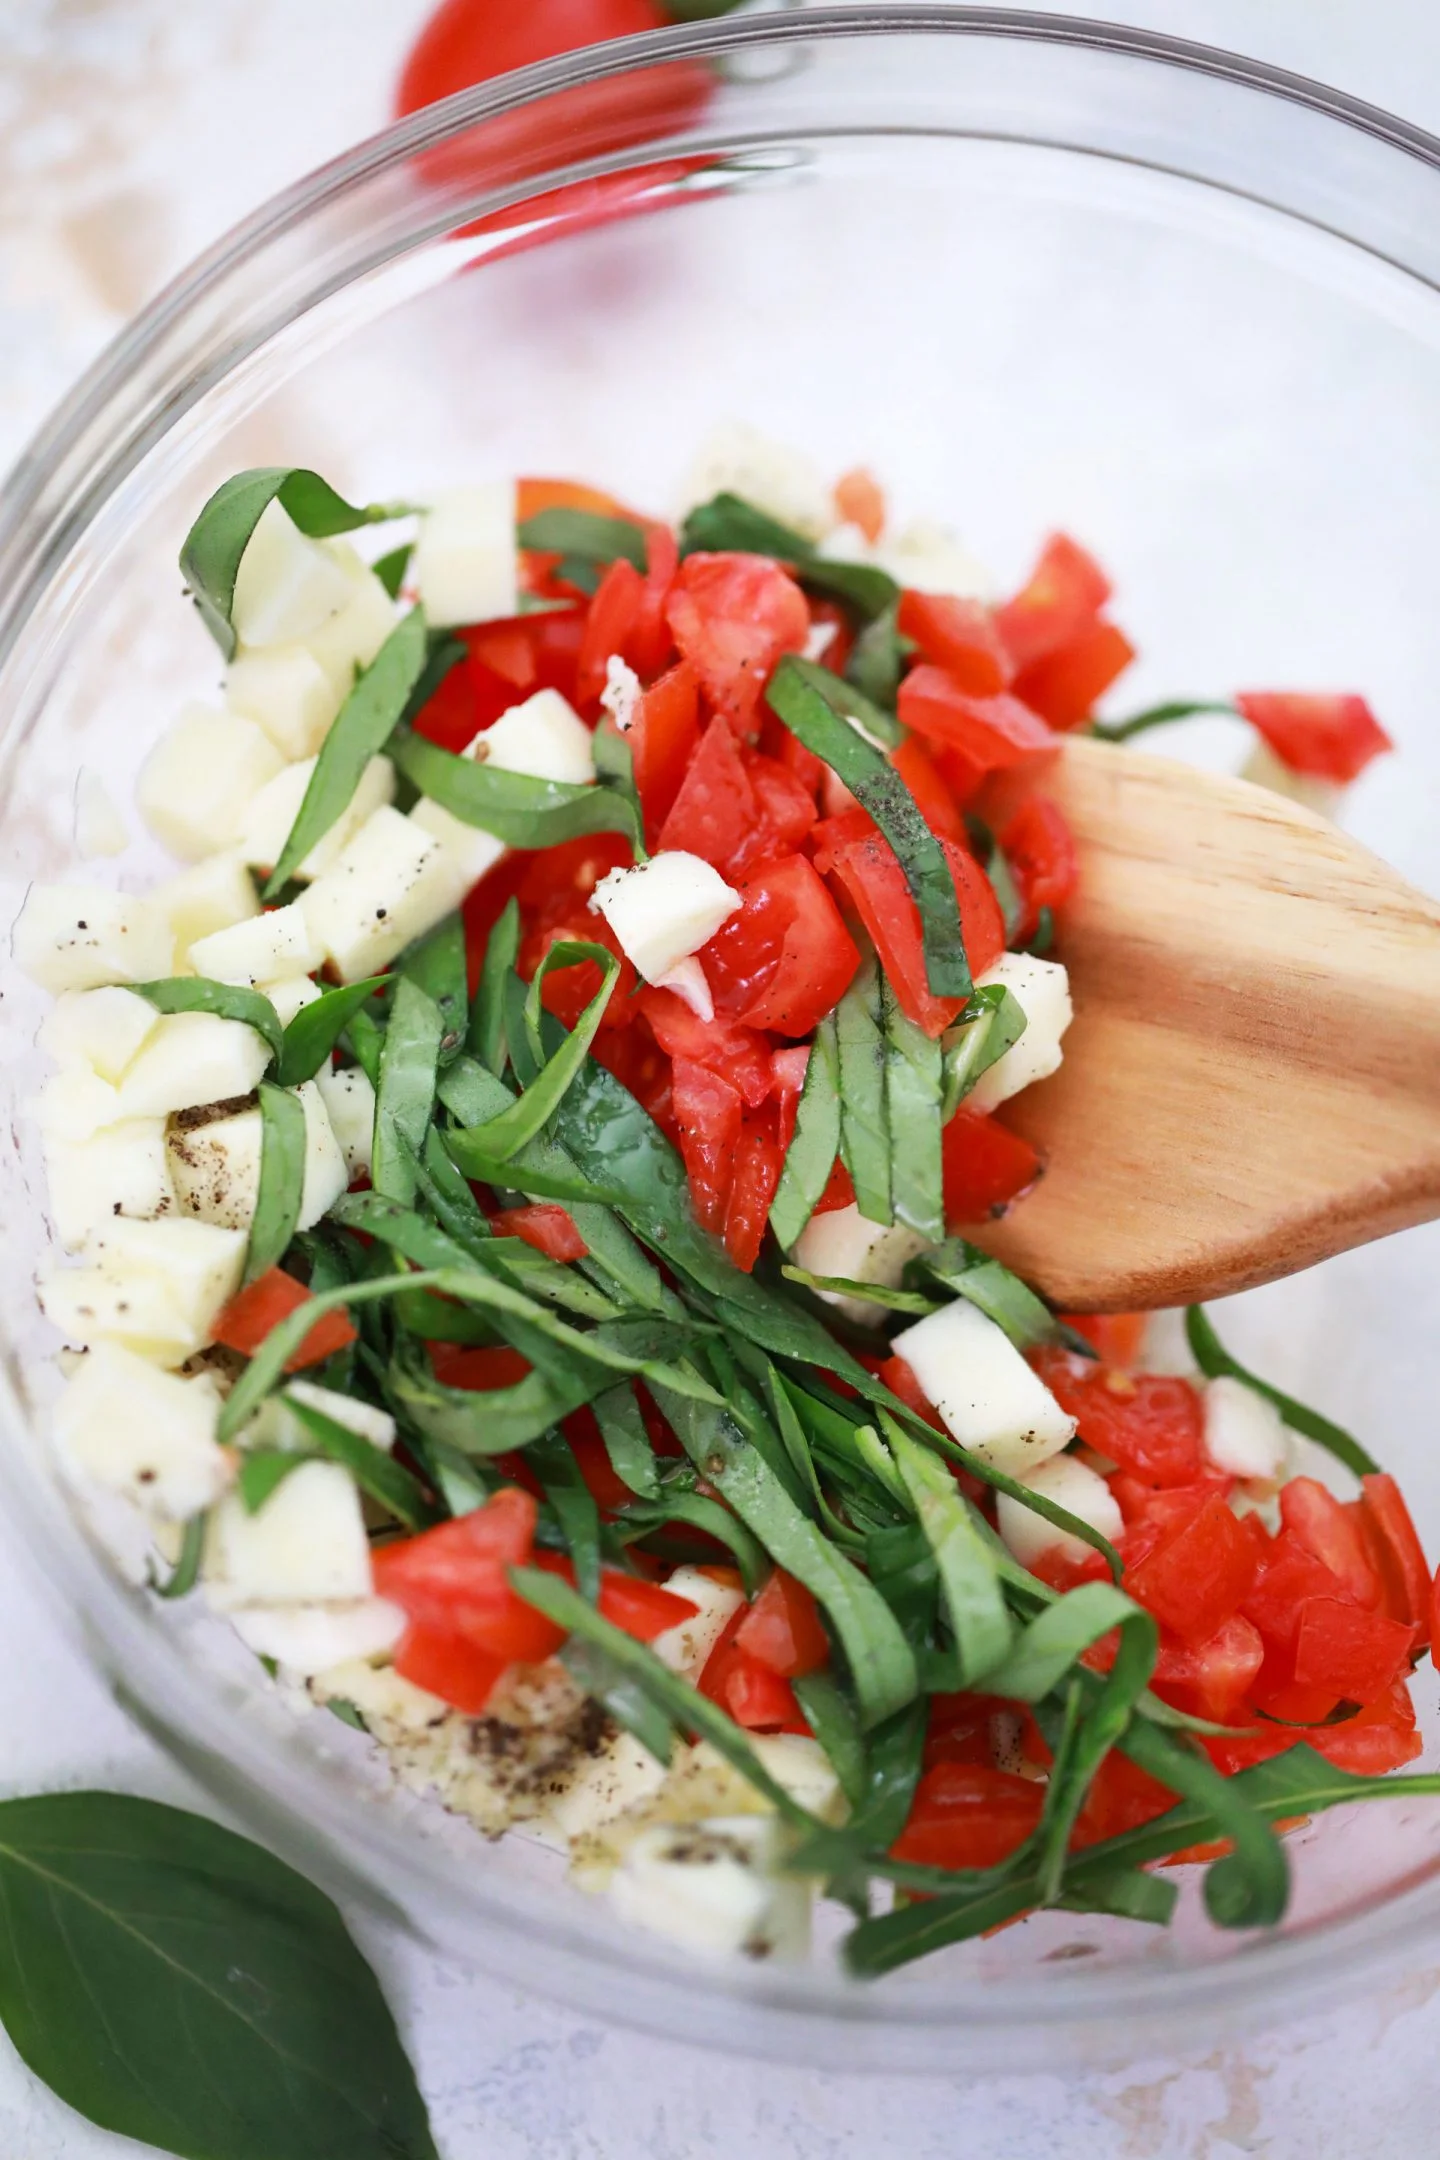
[{"x1": 4, "y1": 4, "x2": 1440, "y2": 2153}]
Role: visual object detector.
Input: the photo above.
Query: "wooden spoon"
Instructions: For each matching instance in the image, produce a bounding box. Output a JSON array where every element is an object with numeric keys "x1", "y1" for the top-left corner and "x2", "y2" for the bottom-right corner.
[{"x1": 971, "y1": 736, "x2": 1440, "y2": 1313}]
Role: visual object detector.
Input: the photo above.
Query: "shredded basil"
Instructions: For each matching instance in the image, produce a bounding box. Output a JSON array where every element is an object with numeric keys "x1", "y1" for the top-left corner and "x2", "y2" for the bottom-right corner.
[
  {"x1": 835, "y1": 956, "x2": 891, "y2": 1227},
  {"x1": 768, "y1": 1013, "x2": 842, "y2": 1249},
  {"x1": 517, "y1": 506, "x2": 648, "y2": 572},
  {"x1": 679, "y1": 492, "x2": 898, "y2": 623},
  {"x1": 389, "y1": 725, "x2": 642, "y2": 852},
  {"x1": 372, "y1": 978, "x2": 443, "y2": 1207},
  {"x1": 940, "y1": 983, "x2": 1028, "y2": 1119},
  {"x1": 1090, "y1": 698, "x2": 1239, "y2": 744},
  {"x1": 881, "y1": 969, "x2": 945, "y2": 1242},
  {"x1": 135, "y1": 976, "x2": 282, "y2": 1065},
  {"x1": 246, "y1": 1083, "x2": 307, "y2": 1286},
  {"x1": 277, "y1": 976, "x2": 386, "y2": 1087},
  {"x1": 1185, "y1": 1305, "x2": 1378, "y2": 1477}
]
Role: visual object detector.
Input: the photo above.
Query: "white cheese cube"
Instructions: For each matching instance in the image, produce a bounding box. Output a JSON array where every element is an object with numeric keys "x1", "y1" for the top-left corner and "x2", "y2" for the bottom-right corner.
[
  {"x1": 303, "y1": 560, "x2": 399, "y2": 701},
  {"x1": 120, "y1": 1011, "x2": 271, "y2": 1118},
  {"x1": 39, "y1": 1259, "x2": 199, "y2": 1365},
  {"x1": 967, "y1": 954, "x2": 1073, "y2": 1113},
  {"x1": 38, "y1": 987, "x2": 159, "y2": 1081},
  {"x1": 609, "y1": 1814, "x2": 811, "y2": 1959},
  {"x1": 54, "y1": 1345, "x2": 230, "y2": 1519},
  {"x1": 226, "y1": 643, "x2": 341, "y2": 760},
  {"x1": 228, "y1": 1597, "x2": 406, "y2": 1676},
  {"x1": 237, "y1": 753, "x2": 395, "y2": 882},
  {"x1": 996, "y1": 1453, "x2": 1123, "y2": 1570},
  {"x1": 296, "y1": 1079, "x2": 348, "y2": 1228},
  {"x1": 874, "y1": 518, "x2": 995, "y2": 601},
  {"x1": 166, "y1": 1102, "x2": 262, "y2": 1231},
  {"x1": 890, "y1": 1300, "x2": 1076, "y2": 1476},
  {"x1": 407, "y1": 796, "x2": 508, "y2": 896},
  {"x1": 268, "y1": 977, "x2": 321, "y2": 1027},
  {"x1": 473, "y1": 688, "x2": 595, "y2": 785},
  {"x1": 31, "y1": 1068, "x2": 125, "y2": 1143},
  {"x1": 1202, "y1": 1376, "x2": 1290, "y2": 1481},
  {"x1": 601, "y1": 656, "x2": 642, "y2": 734},
  {"x1": 680, "y1": 422, "x2": 833, "y2": 542},
  {"x1": 792, "y1": 1203, "x2": 928, "y2": 1325},
  {"x1": 546, "y1": 1730, "x2": 670, "y2": 1842},
  {"x1": 45, "y1": 1119, "x2": 173, "y2": 1249},
  {"x1": 188, "y1": 901, "x2": 320, "y2": 987},
  {"x1": 206, "y1": 1461, "x2": 372, "y2": 1605},
  {"x1": 153, "y1": 852, "x2": 259, "y2": 958},
  {"x1": 283, "y1": 1381, "x2": 395, "y2": 1452},
  {"x1": 230, "y1": 498, "x2": 357, "y2": 648},
  {"x1": 589, "y1": 852, "x2": 740, "y2": 989},
  {"x1": 75, "y1": 771, "x2": 128, "y2": 859},
  {"x1": 136, "y1": 704, "x2": 285, "y2": 861},
  {"x1": 300, "y1": 805, "x2": 459, "y2": 981},
  {"x1": 315, "y1": 1065, "x2": 375, "y2": 1178},
  {"x1": 411, "y1": 482, "x2": 518, "y2": 629},
  {"x1": 311, "y1": 1656, "x2": 447, "y2": 1732},
  {"x1": 83, "y1": 1215, "x2": 247, "y2": 1346},
  {"x1": 651, "y1": 1564, "x2": 746, "y2": 1680},
  {"x1": 745, "y1": 1734, "x2": 846, "y2": 1824},
  {"x1": 13, "y1": 882, "x2": 173, "y2": 993}
]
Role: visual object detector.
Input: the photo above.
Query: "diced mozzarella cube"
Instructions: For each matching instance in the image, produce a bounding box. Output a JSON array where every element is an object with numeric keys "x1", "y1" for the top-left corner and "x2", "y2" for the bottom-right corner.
[
  {"x1": 54, "y1": 1345, "x2": 229, "y2": 1518},
  {"x1": 1203, "y1": 1376, "x2": 1290, "y2": 1481},
  {"x1": 237, "y1": 753, "x2": 396, "y2": 882},
  {"x1": 1241, "y1": 739, "x2": 1342, "y2": 820},
  {"x1": 609, "y1": 1813, "x2": 811, "y2": 1959},
  {"x1": 229, "y1": 1597, "x2": 406, "y2": 1676},
  {"x1": 407, "y1": 796, "x2": 508, "y2": 896},
  {"x1": 680, "y1": 422, "x2": 833, "y2": 542},
  {"x1": 411, "y1": 482, "x2": 517, "y2": 629},
  {"x1": 75, "y1": 771, "x2": 128, "y2": 858},
  {"x1": 284, "y1": 1381, "x2": 396, "y2": 1452},
  {"x1": 792, "y1": 1203, "x2": 929, "y2": 1324},
  {"x1": 38, "y1": 986, "x2": 159, "y2": 1081},
  {"x1": 601, "y1": 655, "x2": 642, "y2": 734},
  {"x1": 745, "y1": 1734, "x2": 846, "y2": 1824},
  {"x1": 546, "y1": 1731, "x2": 670, "y2": 1843},
  {"x1": 30, "y1": 1069, "x2": 125, "y2": 1143},
  {"x1": 206, "y1": 1461, "x2": 372, "y2": 1604},
  {"x1": 136, "y1": 704, "x2": 286, "y2": 861},
  {"x1": 874, "y1": 518, "x2": 994, "y2": 600},
  {"x1": 300, "y1": 805, "x2": 459, "y2": 981},
  {"x1": 45, "y1": 1118, "x2": 173, "y2": 1249},
  {"x1": 473, "y1": 688, "x2": 595, "y2": 785},
  {"x1": 153, "y1": 852, "x2": 259, "y2": 958},
  {"x1": 13, "y1": 882, "x2": 173, "y2": 994},
  {"x1": 188, "y1": 901, "x2": 320, "y2": 987},
  {"x1": 312, "y1": 1656, "x2": 447, "y2": 1732},
  {"x1": 996, "y1": 1453, "x2": 1123, "y2": 1569},
  {"x1": 82, "y1": 1216, "x2": 247, "y2": 1345},
  {"x1": 268, "y1": 976, "x2": 320, "y2": 1026},
  {"x1": 296, "y1": 1079, "x2": 348, "y2": 1228},
  {"x1": 651, "y1": 1564, "x2": 746, "y2": 1679},
  {"x1": 38, "y1": 1259, "x2": 198, "y2": 1364},
  {"x1": 167, "y1": 1101, "x2": 262, "y2": 1230},
  {"x1": 225, "y1": 643, "x2": 341, "y2": 760},
  {"x1": 120, "y1": 1011, "x2": 271, "y2": 1118},
  {"x1": 590, "y1": 852, "x2": 740, "y2": 989},
  {"x1": 890, "y1": 1300, "x2": 1076, "y2": 1476},
  {"x1": 302, "y1": 558, "x2": 399, "y2": 701},
  {"x1": 315, "y1": 1064, "x2": 375, "y2": 1178},
  {"x1": 230, "y1": 498, "x2": 356, "y2": 648},
  {"x1": 967, "y1": 954, "x2": 1073, "y2": 1113}
]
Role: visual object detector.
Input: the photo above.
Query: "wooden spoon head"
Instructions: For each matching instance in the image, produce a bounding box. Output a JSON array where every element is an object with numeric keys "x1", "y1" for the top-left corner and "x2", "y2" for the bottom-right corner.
[{"x1": 972, "y1": 737, "x2": 1440, "y2": 1312}]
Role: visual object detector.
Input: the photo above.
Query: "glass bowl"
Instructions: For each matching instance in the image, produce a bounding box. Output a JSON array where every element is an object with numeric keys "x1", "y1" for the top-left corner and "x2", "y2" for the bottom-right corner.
[{"x1": 3, "y1": 4, "x2": 1440, "y2": 2075}]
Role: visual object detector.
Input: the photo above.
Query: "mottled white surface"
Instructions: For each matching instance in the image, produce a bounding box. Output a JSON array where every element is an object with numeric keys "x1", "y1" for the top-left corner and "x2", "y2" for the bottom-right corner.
[{"x1": 4, "y1": 3, "x2": 1440, "y2": 2154}]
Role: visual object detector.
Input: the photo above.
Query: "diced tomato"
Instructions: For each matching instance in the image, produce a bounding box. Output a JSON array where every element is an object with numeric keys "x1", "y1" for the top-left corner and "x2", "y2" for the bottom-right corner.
[
  {"x1": 393, "y1": 1622, "x2": 509, "y2": 1715},
  {"x1": 1014, "y1": 620, "x2": 1136, "y2": 731},
  {"x1": 994, "y1": 533, "x2": 1112, "y2": 672},
  {"x1": 1206, "y1": 1681, "x2": 1422, "y2": 1777},
  {"x1": 1026, "y1": 1543, "x2": 1110, "y2": 1594},
  {"x1": 941, "y1": 1108, "x2": 1041, "y2": 1224},
  {"x1": 892, "y1": 1763, "x2": 1045, "y2": 1870},
  {"x1": 736, "y1": 1570, "x2": 830, "y2": 1678},
  {"x1": 429, "y1": 1343, "x2": 531, "y2": 1391},
  {"x1": 1248, "y1": 1670, "x2": 1341, "y2": 1724},
  {"x1": 664, "y1": 552, "x2": 810, "y2": 735},
  {"x1": 698, "y1": 1608, "x2": 807, "y2": 1731},
  {"x1": 1030, "y1": 1351, "x2": 1206, "y2": 1489},
  {"x1": 671, "y1": 1057, "x2": 743, "y2": 1234},
  {"x1": 1241, "y1": 1531, "x2": 1354, "y2": 1658},
  {"x1": 897, "y1": 592, "x2": 1011, "y2": 697},
  {"x1": 728, "y1": 749, "x2": 818, "y2": 877},
  {"x1": 1000, "y1": 796, "x2": 1079, "y2": 942},
  {"x1": 637, "y1": 984, "x2": 772, "y2": 1107},
  {"x1": 1360, "y1": 1473, "x2": 1431, "y2": 1645},
  {"x1": 1292, "y1": 1597, "x2": 1415, "y2": 1703},
  {"x1": 878, "y1": 1353, "x2": 946, "y2": 1433},
  {"x1": 491, "y1": 1204, "x2": 588, "y2": 1263},
  {"x1": 830, "y1": 830, "x2": 1005, "y2": 1037},
  {"x1": 891, "y1": 734, "x2": 969, "y2": 846},
  {"x1": 723, "y1": 1105, "x2": 784, "y2": 1272},
  {"x1": 1234, "y1": 692, "x2": 1393, "y2": 783},
  {"x1": 833, "y1": 466, "x2": 885, "y2": 544},
  {"x1": 469, "y1": 618, "x2": 537, "y2": 689},
  {"x1": 1112, "y1": 1475, "x2": 1235, "y2": 1543},
  {"x1": 563, "y1": 1411, "x2": 633, "y2": 1513},
  {"x1": 515, "y1": 832, "x2": 637, "y2": 1030},
  {"x1": 1072, "y1": 1751, "x2": 1177, "y2": 1846},
  {"x1": 657, "y1": 712, "x2": 756, "y2": 868},
  {"x1": 702, "y1": 853, "x2": 860, "y2": 1036},
  {"x1": 1122, "y1": 1493, "x2": 1262, "y2": 1648},
  {"x1": 897, "y1": 670, "x2": 1055, "y2": 782},
  {"x1": 770, "y1": 1045, "x2": 811, "y2": 1150},
  {"x1": 627, "y1": 660, "x2": 700, "y2": 839},
  {"x1": 576, "y1": 556, "x2": 644, "y2": 704},
  {"x1": 1058, "y1": 1312, "x2": 1148, "y2": 1368},
  {"x1": 1279, "y1": 1478, "x2": 1382, "y2": 1609},
  {"x1": 808, "y1": 806, "x2": 877, "y2": 875},
  {"x1": 374, "y1": 1489, "x2": 564, "y2": 1661},
  {"x1": 213, "y1": 1267, "x2": 357, "y2": 1372},
  {"x1": 631, "y1": 520, "x2": 679, "y2": 679},
  {"x1": 1151, "y1": 1615, "x2": 1264, "y2": 1721},
  {"x1": 594, "y1": 1022, "x2": 673, "y2": 1129},
  {"x1": 596, "y1": 1570, "x2": 699, "y2": 1642},
  {"x1": 813, "y1": 1155, "x2": 856, "y2": 1215},
  {"x1": 923, "y1": 1692, "x2": 1005, "y2": 1769},
  {"x1": 763, "y1": 703, "x2": 827, "y2": 795}
]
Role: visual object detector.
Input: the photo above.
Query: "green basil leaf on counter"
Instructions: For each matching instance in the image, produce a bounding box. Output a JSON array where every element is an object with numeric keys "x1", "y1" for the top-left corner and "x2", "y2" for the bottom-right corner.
[
  {"x1": 277, "y1": 975, "x2": 387, "y2": 1087},
  {"x1": 179, "y1": 465, "x2": 416, "y2": 661},
  {"x1": 264, "y1": 607, "x2": 429, "y2": 897},
  {"x1": 136, "y1": 975, "x2": 283, "y2": 1065},
  {"x1": 0, "y1": 1790, "x2": 439, "y2": 2160},
  {"x1": 1185, "y1": 1305, "x2": 1379, "y2": 1477},
  {"x1": 517, "y1": 506, "x2": 649, "y2": 571},
  {"x1": 389, "y1": 724, "x2": 643, "y2": 851},
  {"x1": 245, "y1": 1082, "x2": 307, "y2": 1286}
]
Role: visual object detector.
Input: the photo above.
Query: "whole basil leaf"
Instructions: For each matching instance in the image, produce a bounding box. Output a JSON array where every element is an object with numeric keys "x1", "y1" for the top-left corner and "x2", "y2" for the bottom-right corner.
[{"x1": 0, "y1": 1790, "x2": 437, "y2": 2159}]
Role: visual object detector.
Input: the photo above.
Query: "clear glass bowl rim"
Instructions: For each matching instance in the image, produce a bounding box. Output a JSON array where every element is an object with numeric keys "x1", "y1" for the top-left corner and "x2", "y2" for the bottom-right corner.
[{"x1": 4, "y1": 1, "x2": 1440, "y2": 2069}]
